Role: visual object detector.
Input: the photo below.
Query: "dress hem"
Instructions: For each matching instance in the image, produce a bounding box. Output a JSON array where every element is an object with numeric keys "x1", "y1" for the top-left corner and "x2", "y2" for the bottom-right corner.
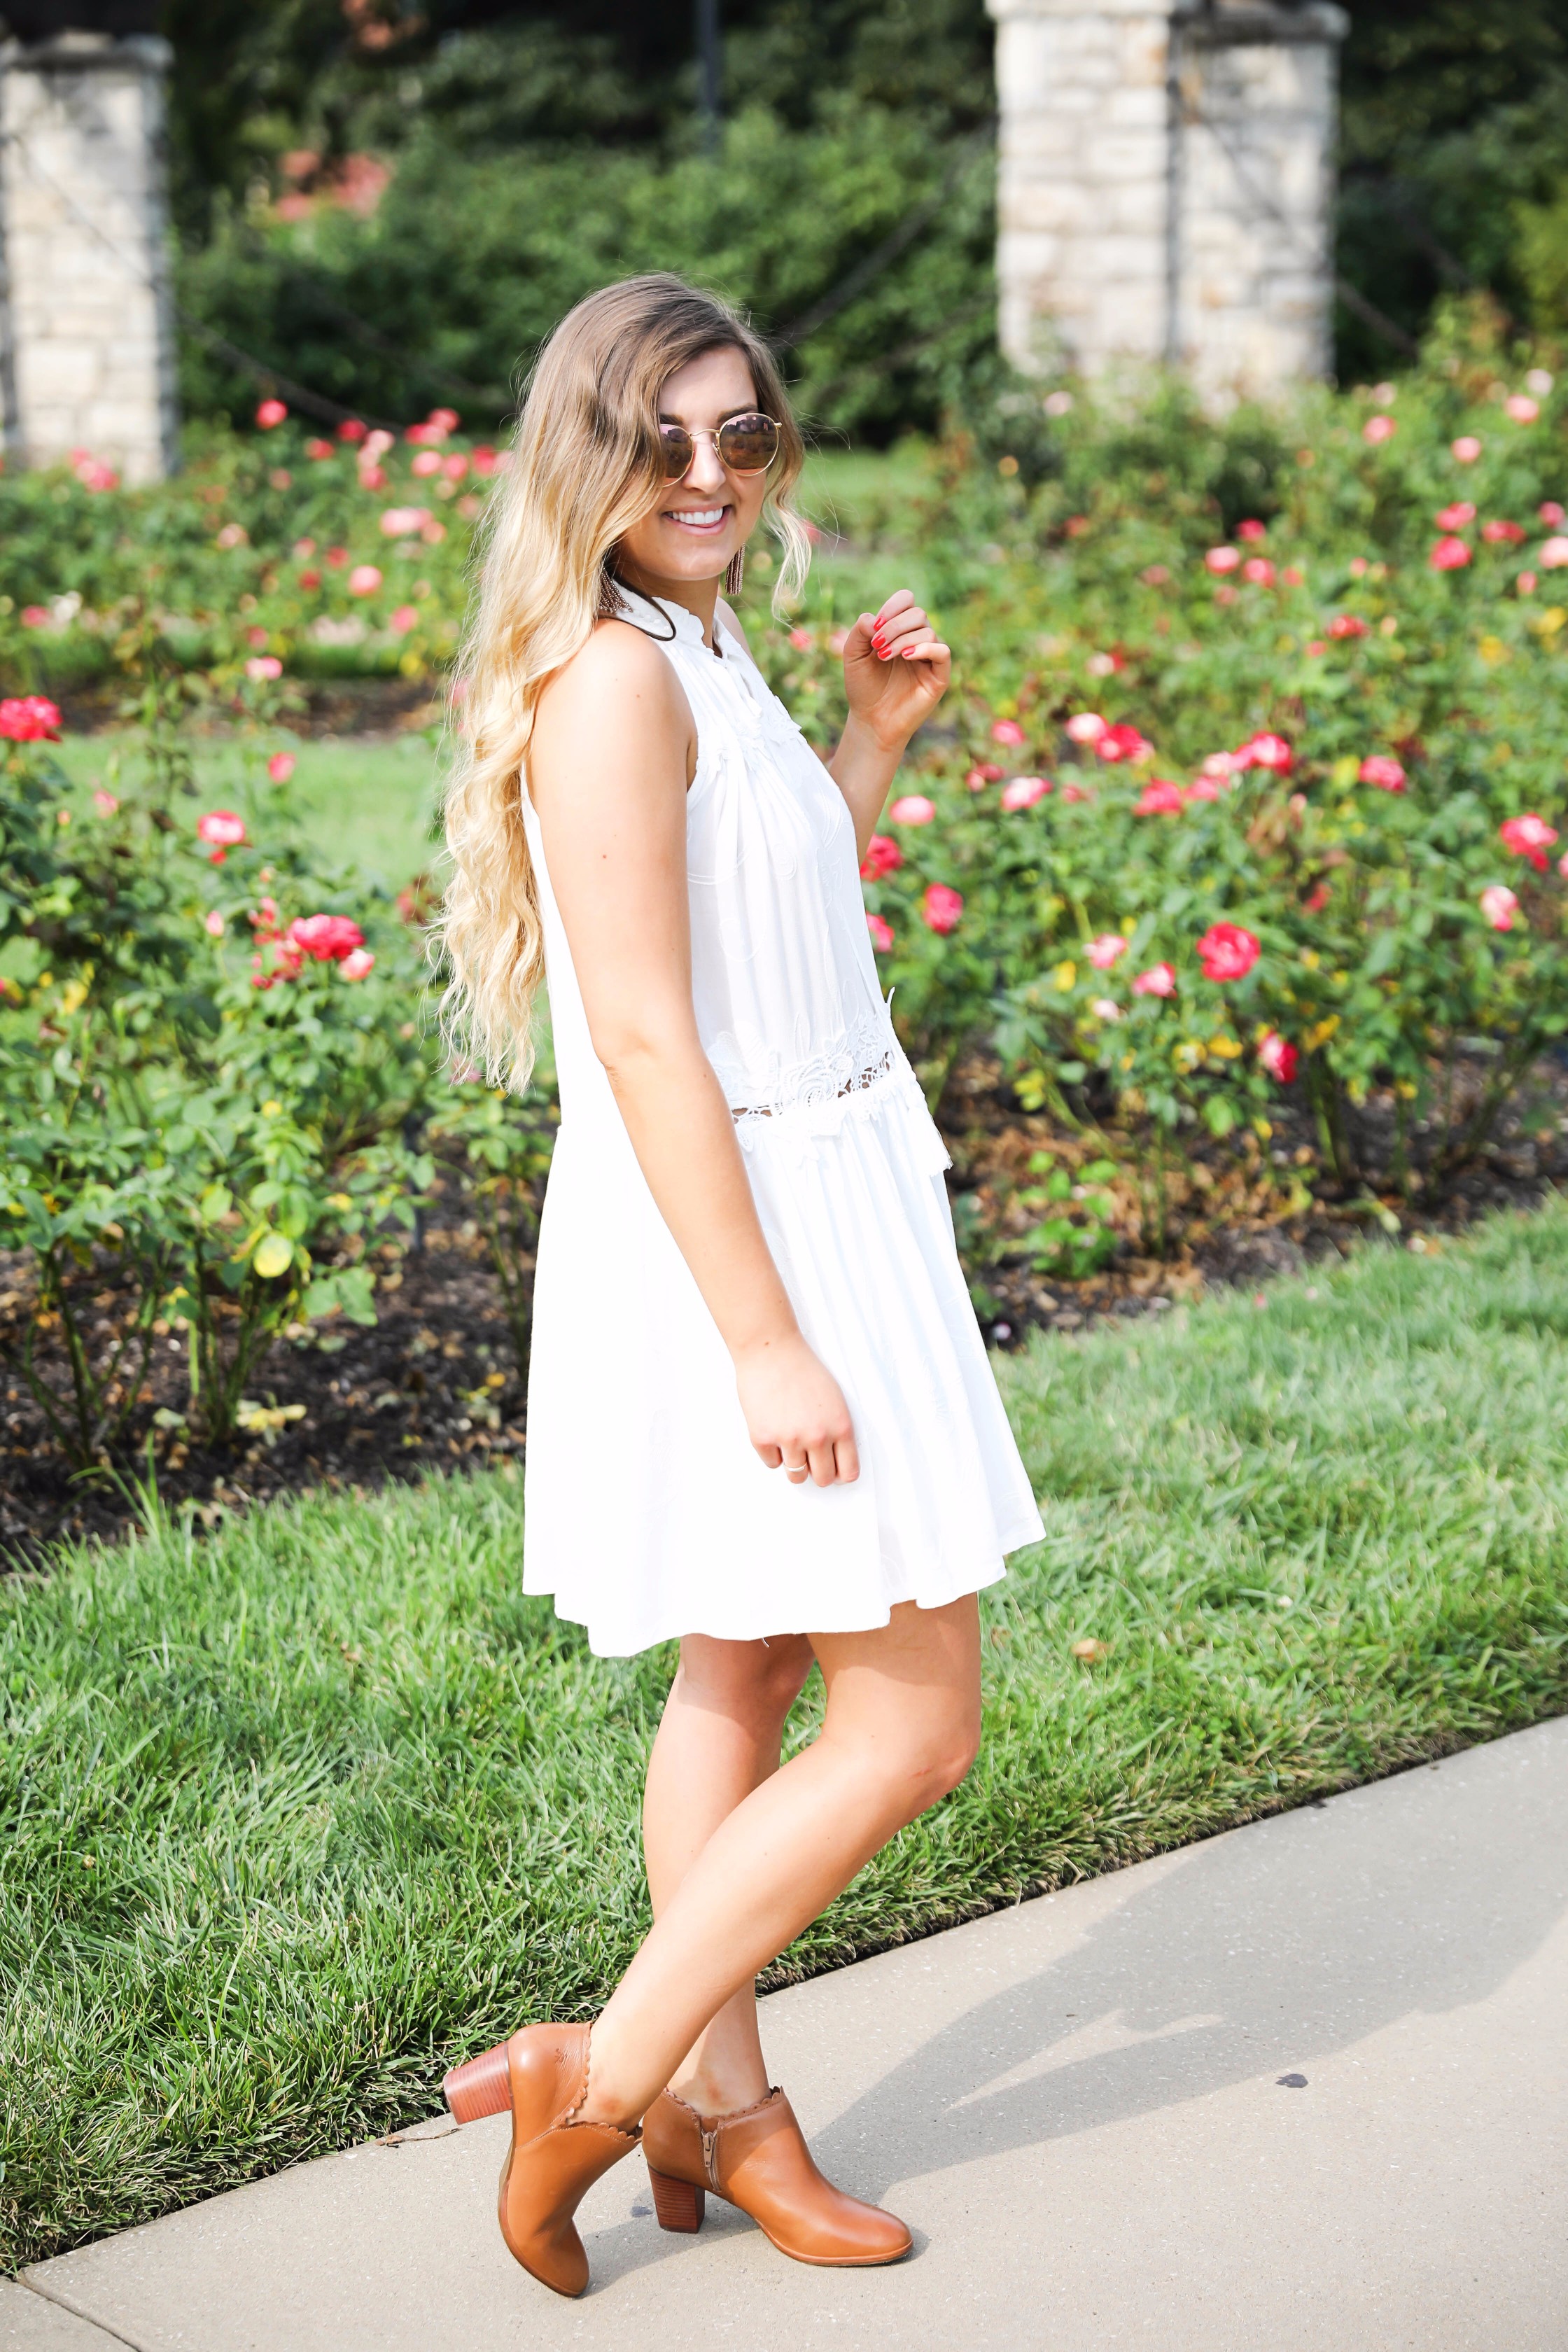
[{"x1": 525, "y1": 1514, "x2": 1044, "y2": 1660}]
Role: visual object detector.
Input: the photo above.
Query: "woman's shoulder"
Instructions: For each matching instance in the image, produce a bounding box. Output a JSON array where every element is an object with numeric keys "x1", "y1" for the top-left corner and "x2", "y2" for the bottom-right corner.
[{"x1": 536, "y1": 614, "x2": 692, "y2": 734}]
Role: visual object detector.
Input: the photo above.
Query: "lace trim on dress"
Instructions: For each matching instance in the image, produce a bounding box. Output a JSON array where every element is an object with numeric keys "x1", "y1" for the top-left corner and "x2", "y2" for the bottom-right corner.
[{"x1": 715, "y1": 1007, "x2": 898, "y2": 1124}]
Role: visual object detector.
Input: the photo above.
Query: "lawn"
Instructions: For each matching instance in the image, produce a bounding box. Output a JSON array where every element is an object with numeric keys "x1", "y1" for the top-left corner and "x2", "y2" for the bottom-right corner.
[
  {"x1": 3, "y1": 1203, "x2": 1567, "y2": 2269},
  {"x1": 52, "y1": 730, "x2": 442, "y2": 897}
]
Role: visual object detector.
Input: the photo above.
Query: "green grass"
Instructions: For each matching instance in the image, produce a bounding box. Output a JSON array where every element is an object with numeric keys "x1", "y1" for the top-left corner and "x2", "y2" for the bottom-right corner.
[
  {"x1": 54, "y1": 732, "x2": 442, "y2": 892},
  {"x1": 4, "y1": 1203, "x2": 1567, "y2": 2268}
]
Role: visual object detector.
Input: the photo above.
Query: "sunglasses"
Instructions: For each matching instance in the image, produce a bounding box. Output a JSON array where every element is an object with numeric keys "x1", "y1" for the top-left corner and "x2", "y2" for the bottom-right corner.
[{"x1": 658, "y1": 411, "x2": 780, "y2": 480}]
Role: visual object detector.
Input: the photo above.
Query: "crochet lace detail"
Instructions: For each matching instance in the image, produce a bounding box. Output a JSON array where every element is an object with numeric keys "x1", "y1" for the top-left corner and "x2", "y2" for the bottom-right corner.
[{"x1": 715, "y1": 1007, "x2": 899, "y2": 1124}]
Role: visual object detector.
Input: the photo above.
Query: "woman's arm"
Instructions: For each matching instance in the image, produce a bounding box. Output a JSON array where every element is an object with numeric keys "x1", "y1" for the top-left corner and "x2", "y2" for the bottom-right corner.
[
  {"x1": 829, "y1": 592, "x2": 951, "y2": 860},
  {"x1": 527, "y1": 622, "x2": 858, "y2": 1488}
]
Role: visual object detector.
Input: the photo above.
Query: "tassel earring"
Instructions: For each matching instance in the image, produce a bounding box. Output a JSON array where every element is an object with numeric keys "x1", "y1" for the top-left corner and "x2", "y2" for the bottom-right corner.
[{"x1": 724, "y1": 547, "x2": 745, "y2": 600}]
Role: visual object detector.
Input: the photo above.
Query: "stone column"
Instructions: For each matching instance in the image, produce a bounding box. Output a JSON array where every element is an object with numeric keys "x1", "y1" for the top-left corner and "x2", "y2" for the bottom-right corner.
[
  {"x1": 986, "y1": 0, "x2": 1348, "y2": 402},
  {"x1": 0, "y1": 31, "x2": 178, "y2": 483}
]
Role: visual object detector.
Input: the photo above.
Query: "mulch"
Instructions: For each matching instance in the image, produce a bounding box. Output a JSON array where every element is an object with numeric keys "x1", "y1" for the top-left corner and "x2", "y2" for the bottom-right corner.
[
  {"x1": 3, "y1": 1056, "x2": 1564, "y2": 1569},
  {"x1": 55, "y1": 676, "x2": 441, "y2": 739}
]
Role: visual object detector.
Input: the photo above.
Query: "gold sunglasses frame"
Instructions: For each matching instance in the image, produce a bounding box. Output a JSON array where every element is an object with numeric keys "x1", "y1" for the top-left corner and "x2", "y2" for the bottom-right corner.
[{"x1": 657, "y1": 412, "x2": 782, "y2": 481}]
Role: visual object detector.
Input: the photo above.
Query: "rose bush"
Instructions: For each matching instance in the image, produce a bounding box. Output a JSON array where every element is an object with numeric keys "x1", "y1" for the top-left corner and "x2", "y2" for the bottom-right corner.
[
  {"x1": 762, "y1": 310, "x2": 1568, "y2": 1216},
  {"x1": 0, "y1": 715, "x2": 551, "y2": 1464},
  {"x1": 4, "y1": 302, "x2": 1567, "y2": 1382}
]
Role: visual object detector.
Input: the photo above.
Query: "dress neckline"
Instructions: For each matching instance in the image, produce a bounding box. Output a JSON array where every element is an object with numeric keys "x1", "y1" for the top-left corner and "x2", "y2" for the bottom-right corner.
[{"x1": 611, "y1": 580, "x2": 722, "y2": 657}]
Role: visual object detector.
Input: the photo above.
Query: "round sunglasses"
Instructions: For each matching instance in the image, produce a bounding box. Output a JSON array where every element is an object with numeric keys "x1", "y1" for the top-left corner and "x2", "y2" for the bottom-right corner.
[{"x1": 658, "y1": 411, "x2": 780, "y2": 480}]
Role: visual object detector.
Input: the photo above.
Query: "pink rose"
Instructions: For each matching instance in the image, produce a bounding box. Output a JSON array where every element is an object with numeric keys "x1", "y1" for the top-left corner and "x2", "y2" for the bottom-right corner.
[
  {"x1": 1539, "y1": 500, "x2": 1565, "y2": 526},
  {"x1": 389, "y1": 606, "x2": 419, "y2": 634},
  {"x1": 1097, "y1": 722, "x2": 1153, "y2": 763},
  {"x1": 788, "y1": 628, "x2": 813, "y2": 651},
  {"x1": 204, "y1": 909, "x2": 225, "y2": 937},
  {"x1": 1132, "y1": 962, "x2": 1175, "y2": 997},
  {"x1": 1481, "y1": 519, "x2": 1525, "y2": 545},
  {"x1": 1362, "y1": 414, "x2": 1396, "y2": 444},
  {"x1": 1234, "y1": 733, "x2": 1293, "y2": 774},
  {"x1": 255, "y1": 398, "x2": 288, "y2": 429},
  {"x1": 1505, "y1": 395, "x2": 1540, "y2": 424},
  {"x1": 288, "y1": 913, "x2": 365, "y2": 962},
  {"x1": 340, "y1": 947, "x2": 376, "y2": 981},
  {"x1": 1328, "y1": 615, "x2": 1368, "y2": 640},
  {"x1": 1359, "y1": 755, "x2": 1406, "y2": 792},
  {"x1": 1135, "y1": 779, "x2": 1186, "y2": 816},
  {"x1": 1242, "y1": 557, "x2": 1276, "y2": 586},
  {"x1": 1087, "y1": 933, "x2": 1126, "y2": 969},
  {"x1": 1540, "y1": 536, "x2": 1568, "y2": 569},
  {"x1": 410, "y1": 449, "x2": 442, "y2": 477},
  {"x1": 866, "y1": 912, "x2": 894, "y2": 954},
  {"x1": 1499, "y1": 813, "x2": 1559, "y2": 872},
  {"x1": 92, "y1": 788, "x2": 119, "y2": 814},
  {"x1": 379, "y1": 506, "x2": 430, "y2": 538},
  {"x1": 860, "y1": 833, "x2": 902, "y2": 879},
  {"x1": 267, "y1": 752, "x2": 296, "y2": 784},
  {"x1": 1236, "y1": 519, "x2": 1267, "y2": 542},
  {"x1": 888, "y1": 794, "x2": 936, "y2": 825},
  {"x1": 1196, "y1": 922, "x2": 1261, "y2": 982},
  {"x1": 1257, "y1": 1030, "x2": 1298, "y2": 1083},
  {"x1": 1436, "y1": 501, "x2": 1476, "y2": 529},
  {"x1": 922, "y1": 884, "x2": 963, "y2": 935},
  {"x1": 1480, "y1": 884, "x2": 1518, "y2": 931},
  {"x1": 197, "y1": 809, "x2": 246, "y2": 851},
  {"x1": 1518, "y1": 571, "x2": 1538, "y2": 594},
  {"x1": 1429, "y1": 536, "x2": 1471, "y2": 571},
  {"x1": 0, "y1": 694, "x2": 63, "y2": 742},
  {"x1": 245, "y1": 655, "x2": 283, "y2": 680},
  {"x1": 305, "y1": 438, "x2": 334, "y2": 461},
  {"x1": 1205, "y1": 546, "x2": 1241, "y2": 574},
  {"x1": 1000, "y1": 775, "x2": 1051, "y2": 811},
  {"x1": 348, "y1": 565, "x2": 383, "y2": 596},
  {"x1": 990, "y1": 719, "x2": 1026, "y2": 746},
  {"x1": 1089, "y1": 997, "x2": 1121, "y2": 1021},
  {"x1": 1451, "y1": 436, "x2": 1482, "y2": 462},
  {"x1": 1065, "y1": 712, "x2": 1107, "y2": 746}
]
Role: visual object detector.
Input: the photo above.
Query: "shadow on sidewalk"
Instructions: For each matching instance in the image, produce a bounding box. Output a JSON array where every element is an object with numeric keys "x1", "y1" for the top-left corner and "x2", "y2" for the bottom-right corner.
[{"x1": 588, "y1": 1727, "x2": 1568, "y2": 2287}]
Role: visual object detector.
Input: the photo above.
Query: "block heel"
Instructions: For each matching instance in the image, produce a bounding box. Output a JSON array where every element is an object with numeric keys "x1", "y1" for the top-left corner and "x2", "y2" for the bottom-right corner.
[
  {"x1": 648, "y1": 2166, "x2": 706, "y2": 2233},
  {"x1": 443, "y1": 2039, "x2": 513, "y2": 2123}
]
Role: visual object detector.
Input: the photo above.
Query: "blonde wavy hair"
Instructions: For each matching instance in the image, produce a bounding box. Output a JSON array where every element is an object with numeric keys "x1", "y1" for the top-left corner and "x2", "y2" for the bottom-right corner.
[{"x1": 437, "y1": 273, "x2": 811, "y2": 1089}]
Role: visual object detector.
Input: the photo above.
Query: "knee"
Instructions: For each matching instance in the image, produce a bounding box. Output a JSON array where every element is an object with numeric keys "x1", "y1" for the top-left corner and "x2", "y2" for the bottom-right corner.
[
  {"x1": 913, "y1": 1723, "x2": 982, "y2": 1812},
  {"x1": 874, "y1": 1713, "x2": 983, "y2": 1823}
]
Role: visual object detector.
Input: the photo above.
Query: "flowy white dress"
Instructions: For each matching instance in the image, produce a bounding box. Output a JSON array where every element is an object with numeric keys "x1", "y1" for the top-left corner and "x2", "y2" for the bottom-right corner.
[{"x1": 519, "y1": 584, "x2": 1042, "y2": 1656}]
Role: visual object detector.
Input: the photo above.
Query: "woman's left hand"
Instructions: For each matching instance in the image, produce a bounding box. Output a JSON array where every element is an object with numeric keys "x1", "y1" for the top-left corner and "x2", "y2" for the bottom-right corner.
[{"x1": 841, "y1": 592, "x2": 951, "y2": 752}]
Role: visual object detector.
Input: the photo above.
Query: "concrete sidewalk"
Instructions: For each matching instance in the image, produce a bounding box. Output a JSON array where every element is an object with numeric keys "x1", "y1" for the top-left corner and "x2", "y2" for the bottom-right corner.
[{"x1": 8, "y1": 1718, "x2": 1568, "y2": 2352}]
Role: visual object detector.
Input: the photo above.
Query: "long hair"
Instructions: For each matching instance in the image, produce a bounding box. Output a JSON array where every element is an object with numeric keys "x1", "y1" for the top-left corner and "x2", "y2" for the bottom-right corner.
[{"x1": 436, "y1": 274, "x2": 811, "y2": 1089}]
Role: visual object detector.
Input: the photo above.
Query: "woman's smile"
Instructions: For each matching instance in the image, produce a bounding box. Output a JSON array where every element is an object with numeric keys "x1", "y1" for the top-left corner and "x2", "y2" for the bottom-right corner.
[{"x1": 662, "y1": 504, "x2": 731, "y2": 534}]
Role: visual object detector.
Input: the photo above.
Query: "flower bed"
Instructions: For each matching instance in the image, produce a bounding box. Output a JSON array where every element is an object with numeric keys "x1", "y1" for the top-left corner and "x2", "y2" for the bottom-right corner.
[{"x1": 4, "y1": 312, "x2": 1568, "y2": 1536}]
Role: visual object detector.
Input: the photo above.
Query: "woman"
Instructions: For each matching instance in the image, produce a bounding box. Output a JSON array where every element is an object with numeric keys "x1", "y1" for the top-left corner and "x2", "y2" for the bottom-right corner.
[{"x1": 437, "y1": 274, "x2": 1042, "y2": 2297}]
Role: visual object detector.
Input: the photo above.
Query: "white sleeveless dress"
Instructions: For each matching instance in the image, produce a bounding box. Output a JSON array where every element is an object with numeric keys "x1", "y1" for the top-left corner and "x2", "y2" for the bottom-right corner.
[{"x1": 519, "y1": 584, "x2": 1042, "y2": 1656}]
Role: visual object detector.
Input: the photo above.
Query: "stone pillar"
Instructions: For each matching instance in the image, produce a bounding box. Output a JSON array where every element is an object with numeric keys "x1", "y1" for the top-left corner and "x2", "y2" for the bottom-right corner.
[
  {"x1": 986, "y1": 0, "x2": 1348, "y2": 402},
  {"x1": 0, "y1": 31, "x2": 178, "y2": 483}
]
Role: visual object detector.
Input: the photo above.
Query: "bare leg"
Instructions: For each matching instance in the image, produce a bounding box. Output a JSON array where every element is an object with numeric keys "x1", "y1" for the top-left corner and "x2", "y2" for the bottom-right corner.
[
  {"x1": 582, "y1": 1595, "x2": 981, "y2": 2128},
  {"x1": 642, "y1": 1632, "x2": 814, "y2": 2113}
]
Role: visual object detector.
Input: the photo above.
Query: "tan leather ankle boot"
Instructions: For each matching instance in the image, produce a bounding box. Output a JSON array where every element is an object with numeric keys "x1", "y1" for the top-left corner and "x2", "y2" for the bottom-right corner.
[
  {"x1": 443, "y1": 2023, "x2": 638, "y2": 2297},
  {"x1": 642, "y1": 2086, "x2": 911, "y2": 2267}
]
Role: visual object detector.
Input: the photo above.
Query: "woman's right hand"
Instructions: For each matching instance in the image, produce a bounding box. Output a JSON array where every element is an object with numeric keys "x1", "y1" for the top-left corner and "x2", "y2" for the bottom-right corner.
[{"x1": 735, "y1": 1331, "x2": 860, "y2": 1488}]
